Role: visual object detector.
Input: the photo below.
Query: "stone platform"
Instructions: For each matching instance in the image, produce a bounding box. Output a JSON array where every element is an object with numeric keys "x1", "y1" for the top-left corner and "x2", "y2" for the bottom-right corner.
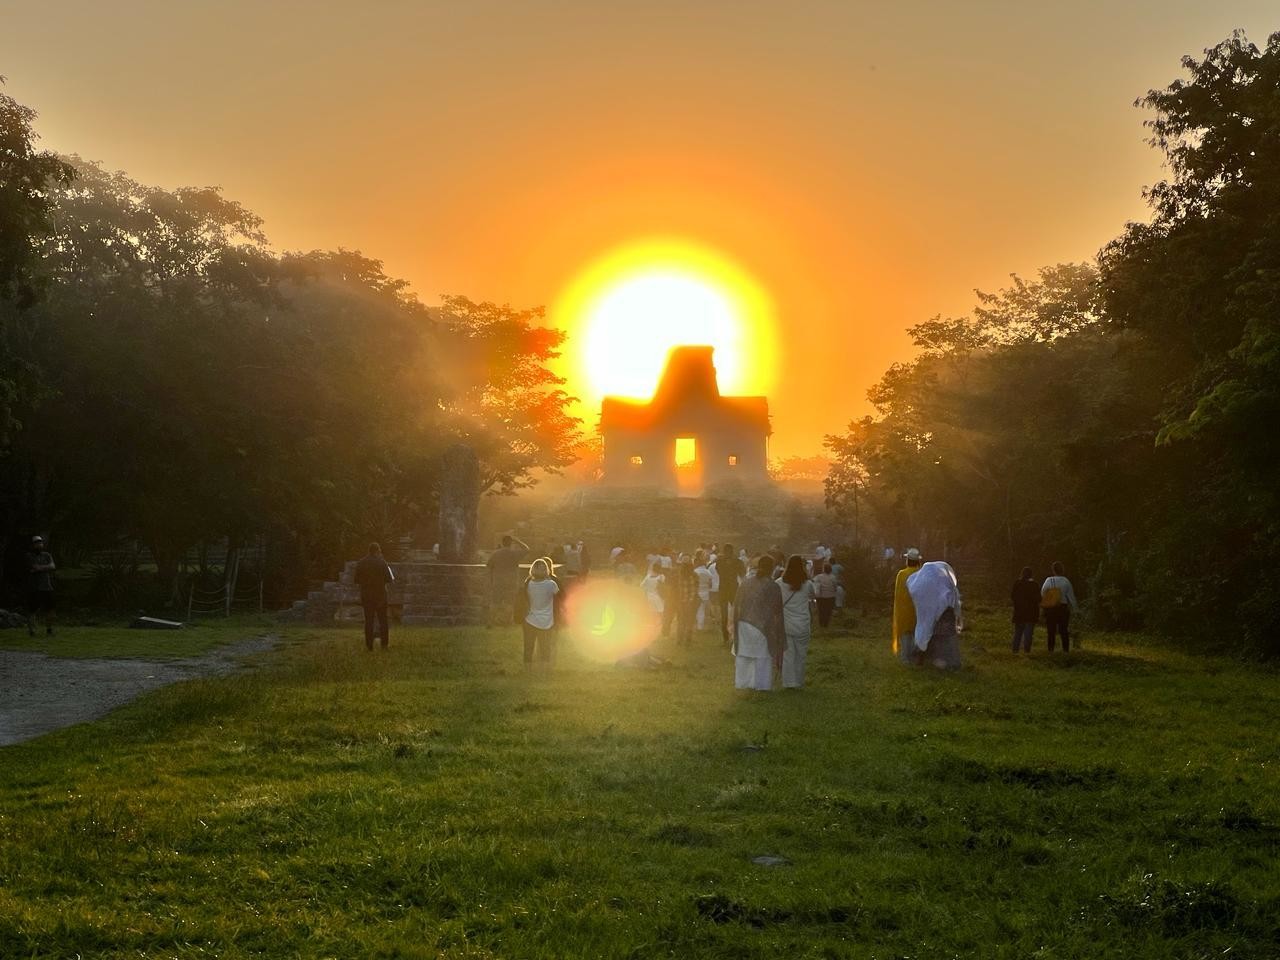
[{"x1": 287, "y1": 559, "x2": 489, "y2": 627}]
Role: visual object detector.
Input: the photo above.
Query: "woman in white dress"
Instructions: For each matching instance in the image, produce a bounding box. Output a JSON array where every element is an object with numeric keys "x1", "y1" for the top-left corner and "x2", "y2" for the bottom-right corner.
[
  {"x1": 776, "y1": 554, "x2": 817, "y2": 688},
  {"x1": 732, "y1": 555, "x2": 785, "y2": 691},
  {"x1": 640, "y1": 560, "x2": 666, "y2": 630}
]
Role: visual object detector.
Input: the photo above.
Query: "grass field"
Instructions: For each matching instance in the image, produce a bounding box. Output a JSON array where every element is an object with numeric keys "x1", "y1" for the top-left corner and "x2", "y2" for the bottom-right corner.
[
  {"x1": 0, "y1": 615, "x2": 280, "y2": 659},
  {"x1": 1, "y1": 610, "x2": 1278, "y2": 958}
]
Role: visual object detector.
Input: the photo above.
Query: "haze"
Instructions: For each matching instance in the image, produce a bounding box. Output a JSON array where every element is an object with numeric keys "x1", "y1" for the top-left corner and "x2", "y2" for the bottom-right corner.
[{"x1": 4, "y1": 0, "x2": 1275, "y2": 456}]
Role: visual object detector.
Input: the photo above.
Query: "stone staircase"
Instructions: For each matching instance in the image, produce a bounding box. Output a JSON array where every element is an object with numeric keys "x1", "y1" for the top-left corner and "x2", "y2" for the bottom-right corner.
[{"x1": 286, "y1": 559, "x2": 489, "y2": 627}]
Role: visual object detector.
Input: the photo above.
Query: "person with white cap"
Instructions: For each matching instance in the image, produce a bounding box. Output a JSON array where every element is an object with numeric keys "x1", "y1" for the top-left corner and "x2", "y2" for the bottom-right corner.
[{"x1": 892, "y1": 548, "x2": 924, "y2": 662}]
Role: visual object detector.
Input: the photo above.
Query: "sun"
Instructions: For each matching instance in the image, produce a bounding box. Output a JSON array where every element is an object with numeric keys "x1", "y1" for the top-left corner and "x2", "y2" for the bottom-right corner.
[{"x1": 554, "y1": 238, "x2": 776, "y2": 403}]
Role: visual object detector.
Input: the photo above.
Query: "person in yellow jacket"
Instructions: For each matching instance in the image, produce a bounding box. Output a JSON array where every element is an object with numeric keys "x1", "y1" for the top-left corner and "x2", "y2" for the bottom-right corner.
[{"x1": 892, "y1": 548, "x2": 924, "y2": 663}]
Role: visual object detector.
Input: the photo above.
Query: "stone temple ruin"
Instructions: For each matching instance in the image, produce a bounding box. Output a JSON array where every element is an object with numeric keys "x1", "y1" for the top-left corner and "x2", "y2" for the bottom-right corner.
[
  {"x1": 288, "y1": 349, "x2": 786, "y2": 626},
  {"x1": 600, "y1": 345, "x2": 771, "y2": 493}
]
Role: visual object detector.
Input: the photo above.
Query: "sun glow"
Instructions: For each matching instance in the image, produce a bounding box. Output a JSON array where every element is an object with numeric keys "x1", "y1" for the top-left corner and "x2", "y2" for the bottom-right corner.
[{"x1": 555, "y1": 239, "x2": 776, "y2": 402}]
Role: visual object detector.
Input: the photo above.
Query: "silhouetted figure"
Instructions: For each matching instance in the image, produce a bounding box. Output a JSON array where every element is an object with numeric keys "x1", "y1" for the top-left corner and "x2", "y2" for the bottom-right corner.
[
  {"x1": 486, "y1": 534, "x2": 528, "y2": 626},
  {"x1": 1041, "y1": 561, "x2": 1079, "y2": 652},
  {"x1": 1011, "y1": 566, "x2": 1040, "y2": 653},
  {"x1": 716, "y1": 543, "x2": 745, "y2": 643},
  {"x1": 354, "y1": 542, "x2": 394, "y2": 650},
  {"x1": 674, "y1": 554, "x2": 700, "y2": 646},
  {"x1": 26, "y1": 535, "x2": 56, "y2": 637}
]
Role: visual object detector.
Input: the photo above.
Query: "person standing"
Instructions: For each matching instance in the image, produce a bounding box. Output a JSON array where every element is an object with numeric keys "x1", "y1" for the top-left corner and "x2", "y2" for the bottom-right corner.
[
  {"x1": 354, "y1": 542, "x2": 394, "y2": 651},
  {"x1": 907, "y1": 561, "x2": 964, "y2": 669},
  {"x1": 519, "y1": 558, "x2": 560, "y2": 670},
  {"x1": 640, "y1": 560, "x2": 667, "y2": 635},
  {"x1": 1041, "y1": 561, "x2": 1079, "y2": 652},
  {"x1": 692, "y1": 550, "x2": 713, "y2": 631},
  {"x1": 674, "y1": 554, "x2": 700, "y2": 646},
  {"x1": 733, "y1": 555, "x2": 785, "y2": 691},
  {"x1": 776, "y1": 555, "x2": 817, "y2": 688},
  {"x1": 716, "y1": 543, "x2": 745, "y2": 644},
  {"x1": 26, "y1": 535, "x2": 56, "y2": 637},
  {"x1": 892, "y1": 548, "x2": 923, "y2": 663},
  {"x1": 1010, "y1": 566, "x2": 1040, "y2": 653},
  {"x1": 812, "y1": 562, "x2": 838, "y2": 628},
  {"x1": 486, "y1": 534, "x2": 528, "y2": 626}
]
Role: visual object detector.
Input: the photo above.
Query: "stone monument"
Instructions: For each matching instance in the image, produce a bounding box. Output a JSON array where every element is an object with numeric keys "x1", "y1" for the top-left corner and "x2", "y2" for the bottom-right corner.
[{"x1": 438, "y1": 442, "x2": 480, "y2": 562}]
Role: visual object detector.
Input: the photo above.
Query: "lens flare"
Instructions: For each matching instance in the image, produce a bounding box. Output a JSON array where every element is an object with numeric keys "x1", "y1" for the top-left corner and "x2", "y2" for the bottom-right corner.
[{"x1": 565, "y1": 579, "x2": 659, "y2": 663}]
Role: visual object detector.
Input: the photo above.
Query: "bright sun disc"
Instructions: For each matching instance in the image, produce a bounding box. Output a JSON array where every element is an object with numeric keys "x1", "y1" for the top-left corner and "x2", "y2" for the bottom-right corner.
[{"x1": 555, "y1": 239, "x2": 776, "y2": 402}]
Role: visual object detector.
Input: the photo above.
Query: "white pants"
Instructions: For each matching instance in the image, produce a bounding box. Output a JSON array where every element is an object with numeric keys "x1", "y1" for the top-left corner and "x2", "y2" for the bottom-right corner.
[
  {"x1": 697, "y1": 594, "x2": 710, "y2": 630},
  {"x1": 782, "y1": 633, "x2": 809, "y2": 688},
  {"x1": 734, "y1": 654, "x2": 773, "y2": 691}
]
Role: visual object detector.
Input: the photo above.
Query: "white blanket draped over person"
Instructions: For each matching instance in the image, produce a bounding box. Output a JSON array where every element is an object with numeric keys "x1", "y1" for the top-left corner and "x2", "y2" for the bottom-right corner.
[
  {"x1": 907, "y1": 561, "x2": 964, "y2": 669},
  {"x1": 732, "y1": 560, "x2": 785, "y2": 691}
]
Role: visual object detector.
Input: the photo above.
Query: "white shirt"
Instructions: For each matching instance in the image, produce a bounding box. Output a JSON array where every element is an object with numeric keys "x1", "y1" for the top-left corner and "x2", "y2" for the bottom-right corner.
[
  {"x1": 694, "y1": 564, "x2": 712, "y2": 598},
  {"x1": 642, "y1": 573, "x2": 665, "y2": 613},
  {"x1": 777, "y1": 579, "x2": 816, "y2": 638},
  {"x1": 525, "y1": 578, "x2": 559, "y2": 630}
]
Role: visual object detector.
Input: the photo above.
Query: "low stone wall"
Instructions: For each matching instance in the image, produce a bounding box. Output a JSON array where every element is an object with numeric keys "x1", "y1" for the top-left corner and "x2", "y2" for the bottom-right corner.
[{"x1": 285, "y1": 561, "x2": 489, "y2": 627}]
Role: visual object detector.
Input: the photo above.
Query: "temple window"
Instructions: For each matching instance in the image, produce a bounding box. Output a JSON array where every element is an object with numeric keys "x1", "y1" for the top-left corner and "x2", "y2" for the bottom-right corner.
[{"x1": 675, "y1": 437, "x2": 696, "y2": 466}]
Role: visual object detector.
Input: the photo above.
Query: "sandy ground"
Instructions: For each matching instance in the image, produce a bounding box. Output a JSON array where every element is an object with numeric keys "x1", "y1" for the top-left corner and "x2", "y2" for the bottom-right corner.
[{"x1": 0, "y1": 634, "x2": 278, "y2": 747}]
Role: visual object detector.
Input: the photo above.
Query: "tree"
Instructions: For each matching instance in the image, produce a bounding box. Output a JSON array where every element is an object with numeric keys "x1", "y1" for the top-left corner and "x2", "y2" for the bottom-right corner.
[
  {"x1": 0, "y1": 84, "x2": 74, "y2": 309},
  {"x1": 435, "y1": 295, "x2": 581, "y2": 496},
  {"x1": 1099, "y1": 30, "x2": 1280, "y2": 652}
]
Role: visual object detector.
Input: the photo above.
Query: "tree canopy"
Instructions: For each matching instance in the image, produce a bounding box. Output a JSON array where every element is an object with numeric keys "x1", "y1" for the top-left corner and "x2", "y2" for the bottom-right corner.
[
  {"x1": 1, "y1": 145, "x2": 579, "y2": 603},
  {"x1": 825, "y1": 30, "x2": 1280, "y2": 655}
]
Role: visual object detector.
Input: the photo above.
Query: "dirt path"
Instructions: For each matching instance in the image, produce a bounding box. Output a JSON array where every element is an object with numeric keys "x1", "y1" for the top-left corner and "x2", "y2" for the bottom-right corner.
[{"x1": 0, "y1": 635, "x2": 279, "y2": 747}]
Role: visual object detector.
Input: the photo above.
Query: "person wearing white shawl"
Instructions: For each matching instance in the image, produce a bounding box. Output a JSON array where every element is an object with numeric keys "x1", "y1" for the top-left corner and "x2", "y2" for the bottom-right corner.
[
  {"x1": 906, "y1": 561, "x2": 964, "y2": 669},
  {"x1": 732, "y1": 555, "x2": 785, "y2": 691}
]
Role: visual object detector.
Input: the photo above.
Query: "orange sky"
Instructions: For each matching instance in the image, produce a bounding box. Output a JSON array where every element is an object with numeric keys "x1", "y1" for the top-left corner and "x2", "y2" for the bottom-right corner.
[{"x1": 5, "y1": 2, "x2": 1276, "y2": 457}]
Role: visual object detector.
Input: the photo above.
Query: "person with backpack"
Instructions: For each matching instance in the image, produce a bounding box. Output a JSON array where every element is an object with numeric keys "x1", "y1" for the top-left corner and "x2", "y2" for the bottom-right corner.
[
  {"x1": 1010, "y1": 566, "x2": 1040, "y2": 653},
  {"x1": 1041, "y1": 561, "x2": 1079, "y2": 652}
]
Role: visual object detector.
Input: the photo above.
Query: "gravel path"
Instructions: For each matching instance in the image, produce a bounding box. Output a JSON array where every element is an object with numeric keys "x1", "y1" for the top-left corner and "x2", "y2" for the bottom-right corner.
[{"x1": 0, "y1": 635, "x2": 278, "y2": 747}]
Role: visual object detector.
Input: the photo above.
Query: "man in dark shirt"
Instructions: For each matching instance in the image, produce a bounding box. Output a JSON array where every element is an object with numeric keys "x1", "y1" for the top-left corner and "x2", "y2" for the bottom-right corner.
[
  {"x1": 1011, "y1": 566, "x2": 1040, "y2": 653},
  {"x1": 26, "y1": 535, "x2": 56, "y2": 637},
  {"x1": 486, "y1": 534, "x2": 528, "y2": 625},
  {"x1": 354, "y1": 542, "x2": 394, "y2": 650},
  {"x1": 715, "y1": 542, "x2": 745, "y2": 645}
]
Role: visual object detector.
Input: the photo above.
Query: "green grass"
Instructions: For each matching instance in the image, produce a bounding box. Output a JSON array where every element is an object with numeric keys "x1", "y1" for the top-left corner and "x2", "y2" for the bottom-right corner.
[
  {"x1": 2, "y1": 612, "x2": 1278, "y2": 958},
  {"x1": 0, "y1": 614, "x2": 278, "y2": 658}
]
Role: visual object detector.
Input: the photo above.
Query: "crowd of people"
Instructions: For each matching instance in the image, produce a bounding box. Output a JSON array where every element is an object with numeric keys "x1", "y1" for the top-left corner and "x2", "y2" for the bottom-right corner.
[
  {"x1": 14, "y1": 531, "x2": 1074, "y2": 681},
  {"x1": 482, "y1": 536, "x2": 848, "y2": 687},
  {"x1": 337, "y1": 535, "x2": 1093, "y2": 683}
]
